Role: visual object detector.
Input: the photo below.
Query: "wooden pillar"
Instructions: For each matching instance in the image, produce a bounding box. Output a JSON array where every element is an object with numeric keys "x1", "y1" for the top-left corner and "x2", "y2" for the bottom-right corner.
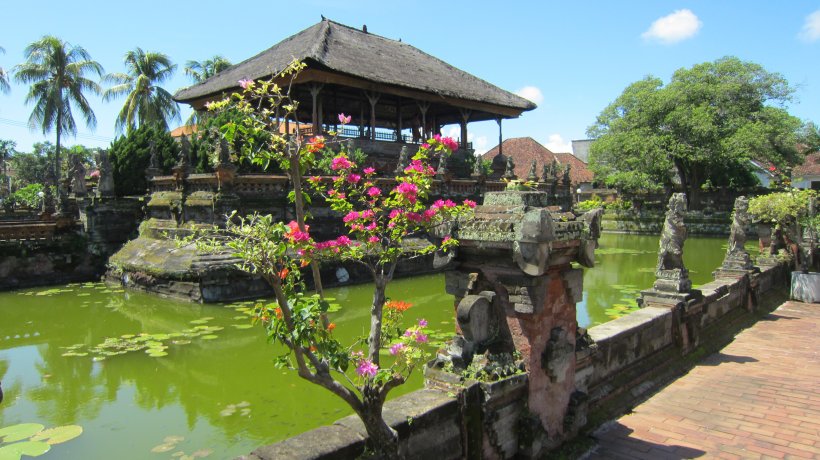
[
  {"x1": 459, "y1": 109, "x2": 471, "y2": 149},
  {"x1": 365, "y1": 91, "x2": 380, "y2": 141},
  {"x1": 497, "y1": 117, "x2": 503, "y2": 157},
  {"x1": 318, "y1": 97, "x2": 324, "y2": 133},
  {"x1": 396, "y1": 97, "x2": 403, "y2": 142},
  {"x1": 309, "y1": 84, "x2": 323, "y2": 133},
  {"x1": 359, "y1": 101, "x2": 365, "y2": 138},
  {"x1": 417, "y1": 101, "x2": 430, "y2": 141}
]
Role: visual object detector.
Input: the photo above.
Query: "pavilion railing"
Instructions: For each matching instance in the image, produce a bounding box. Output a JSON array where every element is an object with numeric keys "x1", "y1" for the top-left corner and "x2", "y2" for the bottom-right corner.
[{"x1": 296, "y1": 125, "x2": 472, "y2": 149}]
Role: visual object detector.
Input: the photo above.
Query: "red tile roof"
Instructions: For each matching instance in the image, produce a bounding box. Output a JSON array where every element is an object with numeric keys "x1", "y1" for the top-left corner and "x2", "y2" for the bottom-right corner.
[
  {"x1": 482, "y1": 137, "x2": 594, "y2": 186},
  {"x1": 793, "y1": 152, "x2": 820, "y2": 177}
]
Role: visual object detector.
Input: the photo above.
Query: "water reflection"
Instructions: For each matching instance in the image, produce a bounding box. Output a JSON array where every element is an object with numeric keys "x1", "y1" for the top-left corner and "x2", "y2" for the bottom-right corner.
[{"x1": 0, "y1": 235, "x2": 752, "y2": 458}]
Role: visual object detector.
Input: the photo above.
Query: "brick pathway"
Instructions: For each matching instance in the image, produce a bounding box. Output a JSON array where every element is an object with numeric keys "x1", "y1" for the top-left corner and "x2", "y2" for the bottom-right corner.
[{"x1": 588, "y1": 301, "x2": 820, "y2": 460}]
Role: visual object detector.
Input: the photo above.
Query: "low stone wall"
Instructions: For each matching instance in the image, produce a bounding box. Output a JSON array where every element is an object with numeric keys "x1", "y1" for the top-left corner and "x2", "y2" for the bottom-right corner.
[
  {"x1": 576, "y1": 262, "x2": 786, "y2": 424},
  {"x1": 0, "y1": 231, "x2": 103, "y2": 289},
  {"x1": 601, "y1": 210, "x2": 739, "y2": 235},
  {"x1": 240, "y1": 390, "x2": 463, "y2": 460}
]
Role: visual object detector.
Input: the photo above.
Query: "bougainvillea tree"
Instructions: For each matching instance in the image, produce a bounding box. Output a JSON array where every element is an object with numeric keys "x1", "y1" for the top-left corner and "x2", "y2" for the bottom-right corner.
[{"x1": 201, "y1": 61, "x2": 474, "y2": 456}]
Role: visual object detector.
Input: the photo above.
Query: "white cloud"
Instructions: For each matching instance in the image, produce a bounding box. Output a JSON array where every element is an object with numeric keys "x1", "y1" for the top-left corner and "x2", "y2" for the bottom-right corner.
[
  {"x1": 799, "y1": 10, "x2": 820, "y2": 42},
  {"x1": 641, "y1": 9, "x2": 702, "y2": 44},
  {"x1": 515, "y1": 86, "x2": 544, "y2": 104},
  {"x1": 543, "y1": 134, "x2": 572, "y2": 153}
]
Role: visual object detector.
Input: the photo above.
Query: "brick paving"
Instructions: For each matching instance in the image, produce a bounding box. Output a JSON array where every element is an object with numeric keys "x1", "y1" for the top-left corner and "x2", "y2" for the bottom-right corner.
[{"x1": 588, "y1": 301, "x2": 820, "y2": 459}]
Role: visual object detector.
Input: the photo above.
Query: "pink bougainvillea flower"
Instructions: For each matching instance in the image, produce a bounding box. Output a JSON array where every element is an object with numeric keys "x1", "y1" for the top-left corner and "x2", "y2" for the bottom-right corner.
[
  {"x1": 441, "y1": 136, "x2": 459, "y2": 152},
  {"x1": 343, "y1": 211, "x2": 360, "y2": 223},
  {"x1": 418, "y1": 318, "x2": 428, "y2": 327},
  {"x1": 363, "y1": 167, "x2": 376, "y2": 175},
  {"x1": 367, "y1": 187, "x2": 381, "y2": 197},
  {"x1": 238, "y1": 78, "x2": 254, "y2": 89},
  {"x1": 356, "y1": 359, "x2": 379, "y2": 377},
  {"x1": 415, "y1": 333, "x2": 428, "y2": 343},
  {"x1": 389, "y1": 343, "x2": 406, "y2": 355},
  {"x1": 336, "y1": 235, "x2": 352, "y2": 247},
  {"x1": 421, "y1": 143, "x2": 430, "y2": 150},
  {"x1": 338, "y1": 113, "x2": 352, "y2": 124},
  {"x1": 395, "y1": 182, "x2": 419, "y2": 203},
  {"x1": 389, "y1": 209, "x2": 402, "y2": 219},
  {"x1": 405, "y1": 212, "x2": 423, "y2": 222},
  {"x1": 365, "y1": 222, "x2": 377, "y2": 231},
  {"x1": 368, "y1": 236, "x2": 380, "y2": 243},
  {"x1": 346, "y1": 173, "x2": 361, "y2": 184},
  {"x1": 463, "y1": 199, "x2": 477, "y2": 208},
  {"x1": 331, "y1": 155, "x2": 354, "y2": 171},
  {"x1": 361, "y1": 210, "x2": 375, "y2": 220}
]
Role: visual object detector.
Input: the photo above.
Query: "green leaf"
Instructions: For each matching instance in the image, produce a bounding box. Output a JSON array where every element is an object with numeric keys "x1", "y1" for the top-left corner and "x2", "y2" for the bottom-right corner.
[
  {"x1": 29, "y1": 425, "x2": 83, "y2": 445},
  {"x1": 0, "y1": 441, "x2": 51, "y2": 459},
  {"x1": 0, "y1": 424, "x2": 45, "y2": 443}
]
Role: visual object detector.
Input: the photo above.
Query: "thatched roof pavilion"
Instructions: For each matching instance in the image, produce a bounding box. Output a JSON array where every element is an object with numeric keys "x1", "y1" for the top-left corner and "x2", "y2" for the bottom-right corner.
[{"x1": 174, "y1": 19, "x2": 535, "y2": 173}]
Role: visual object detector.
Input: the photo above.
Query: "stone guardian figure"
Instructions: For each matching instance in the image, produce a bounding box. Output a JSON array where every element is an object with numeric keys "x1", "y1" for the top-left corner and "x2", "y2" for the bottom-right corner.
[
  {"x1": 70, "y1": 154, "x2": 87, "y2": 197},
  {"x1": 97, "y1": 150, "x2": 115, "y2": 198},
  {"x1": 721, "y1": 196, "x2": 754, "y2": 270},
  {"x1": 653, "y1": 193, "x2": 691, "y2": 292}
]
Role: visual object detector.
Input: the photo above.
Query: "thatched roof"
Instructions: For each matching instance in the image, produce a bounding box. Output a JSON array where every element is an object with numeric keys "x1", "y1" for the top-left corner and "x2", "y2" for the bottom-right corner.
[{"x1": 174, "y1": 19, "x2": 535, "y2": 119}]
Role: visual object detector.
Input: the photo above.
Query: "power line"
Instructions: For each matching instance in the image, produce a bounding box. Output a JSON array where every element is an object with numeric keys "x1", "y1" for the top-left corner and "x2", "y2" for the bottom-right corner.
[{"x1": 0, "y1": 117, "x2": 114, "y2": 143}]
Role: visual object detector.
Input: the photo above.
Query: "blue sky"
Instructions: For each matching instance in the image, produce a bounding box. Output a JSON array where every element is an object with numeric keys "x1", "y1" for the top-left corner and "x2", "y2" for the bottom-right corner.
[{"x1": 1, "y1": 1, "x2": 819, "y2": 156}]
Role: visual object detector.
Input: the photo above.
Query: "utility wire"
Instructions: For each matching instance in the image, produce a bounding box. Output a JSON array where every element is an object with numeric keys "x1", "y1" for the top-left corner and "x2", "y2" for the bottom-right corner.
[{"x1": 0, "y1": 117, "x2": 114, "y2": 143}]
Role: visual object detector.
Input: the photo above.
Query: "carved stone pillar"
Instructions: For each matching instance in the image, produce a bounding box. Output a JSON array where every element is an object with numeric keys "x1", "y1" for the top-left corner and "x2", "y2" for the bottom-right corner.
[{"x1": 430, "y1": 191, "x2": 602, "y2": 456}]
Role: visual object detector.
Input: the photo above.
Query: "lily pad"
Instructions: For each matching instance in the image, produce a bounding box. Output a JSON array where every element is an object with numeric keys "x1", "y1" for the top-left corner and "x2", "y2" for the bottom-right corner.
[
  {"x1": 151, "y1": 443, "x2": 176, "y2": 453},
  {"x1": 0, "y1": 441, "x2": 51, "y2": 459},
  {"x1": 191, "y1": 448, "x2": 213, "y2": 458},
  {"x1": 0, "y1": 424, "x2": 45, "y2": 443},
  {"x1": 232, "y1": 324, "x2": 253, "y2": 330},
  {"x1": 200, "y1": 335, "x2": 218, "y2": 340},
  {"x1": 164, "y1": 435, "x2": 184, "y2": 443},
  {"x1": 29, "y1": 425, "x2": 83, "y2": 445}
]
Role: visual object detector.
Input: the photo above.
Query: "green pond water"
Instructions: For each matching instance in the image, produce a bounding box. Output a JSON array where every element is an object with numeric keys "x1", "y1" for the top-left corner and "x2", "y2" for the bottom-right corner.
[{"x1": 0, "y1": 233, "x2": 753, "y2": 459}]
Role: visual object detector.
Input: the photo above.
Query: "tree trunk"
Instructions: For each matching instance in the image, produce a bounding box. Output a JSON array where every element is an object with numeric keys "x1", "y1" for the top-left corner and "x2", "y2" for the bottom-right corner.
[
  {"x1": 359, "y1": 385, "x2": 399, "y2": 459},
  {"x1": 288, "y1": 148, "x2": 325, "y2": 298},
  {"x1": 367, "y1": 274, "x2": 387, "y2": 364}
]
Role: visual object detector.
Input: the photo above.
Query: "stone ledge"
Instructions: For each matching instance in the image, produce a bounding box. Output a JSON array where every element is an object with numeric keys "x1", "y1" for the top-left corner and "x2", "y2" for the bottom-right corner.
[{"x1": 242, "y1": 389, "x2": 460, "y2": 460}]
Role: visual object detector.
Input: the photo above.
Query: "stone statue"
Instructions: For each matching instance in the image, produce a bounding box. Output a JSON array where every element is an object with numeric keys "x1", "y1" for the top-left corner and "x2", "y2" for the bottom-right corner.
[
  {"x1": 527, "y1": 159, "x2": 538, "y2": 182},
  {"x1": 503, "y1": 155, "x2": 516, "y2": 180},
  {"x1": 562, "y1": 164, "x2": 571, "y2": 186},
  {"x1": 542, "y1": 161, "x2": 552, "y2": 182},
  {"x1": 70, "y1": 154, "x2": 87, "y2": 196},
  {"x1": 436, "y1": 153, "x2": 448, "y2": 178},
  {"x1": 177, "y1": 135, "x2": 192, "y2": 169},
  {"x1": 471, "y1": 155, "x2": 485, "y2": 178},
  {"x1": 216, "y1": 135, "x2": 232, "y2": 167},
  {"x1": 653, "y1": 193, "x2": 691, "y2": 292},
  {"x1": 97, "y1": 149, "x2": 115, "y2": 198},
  {"x1": 721, "y1": 196, "x2": 754, "y2": 270},
  {"x1": 41, "y1": 167, "x2": 56, "y2": 215},
  {"x1": 148, "y1": 140, "x2": 160, "y2": 170},
  {"x1": 395, "y1": 145, "x2": 409, "y2": 175}
]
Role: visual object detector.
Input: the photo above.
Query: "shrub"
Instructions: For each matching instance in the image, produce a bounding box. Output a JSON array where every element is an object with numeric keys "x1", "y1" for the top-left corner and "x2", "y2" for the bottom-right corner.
[
  {"x1": 108, "y1": 125, "x2": 179, "y2": 196},
  {"x1": 577, "y1": 195, "x2": 604, "y2": 212},
  {"x1": 605, "y1": 197, "x2": 633, "y2": 212}
]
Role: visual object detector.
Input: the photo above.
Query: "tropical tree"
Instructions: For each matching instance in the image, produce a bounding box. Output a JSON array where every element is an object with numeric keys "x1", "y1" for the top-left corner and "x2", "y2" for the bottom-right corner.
[
  {"x1": 588, "y1": 57, "x2": 803, "y2": 205},
  {"x1": 183, "y1": 55, "x2": 232, "y2": 126},
  {"x1": 183, "y1": 55, "x2": 231, "y2": 83},
  {"x1": 0, "y1": 46, "x2": 10, "y2": 94},
  {"x1": 103, "y1": 48, "x2": 180, "y2": 133},
  {"x1": 0, "y1": 139, "x2": 15, "y2": 194},
  {"x1": 14, "y1": 36, "x2": 103, "y2": 185}
]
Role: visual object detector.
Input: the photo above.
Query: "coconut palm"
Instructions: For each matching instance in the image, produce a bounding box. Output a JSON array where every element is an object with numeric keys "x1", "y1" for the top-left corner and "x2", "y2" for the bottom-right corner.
[
  {"x1": 183, "y1": 56, "x2": 231, "y2": 126},
  {"x1": 184, "y1": 55, "x2": 231, "y2": 83},
  {"x1": 103, "y1": 48, "x2": 180, "y2": 133},
  {"x1": 0, "y1": 46, "x2": 10, "y2": 94},
  {"x1": 14, "y1": 36, "x2": 103, "y2": 182}
]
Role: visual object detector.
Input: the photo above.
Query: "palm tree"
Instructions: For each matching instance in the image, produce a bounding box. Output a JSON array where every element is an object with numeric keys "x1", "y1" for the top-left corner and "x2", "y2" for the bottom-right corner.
[
  {"x1": 183, "y1": 56, "x2": 231, "y2": 126},
  {"x1": 103, "y1": 48, "x2": 180, "y2": 133},
  {"x1": 14, "y1": 36, "x2": 103, "y2": 183},
  {"x1": 184, "y1": 55, "x2": 231, "y2": 83},
  {"x1": 0, "y1": 46, "x2": 10, "y2": 94}
]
